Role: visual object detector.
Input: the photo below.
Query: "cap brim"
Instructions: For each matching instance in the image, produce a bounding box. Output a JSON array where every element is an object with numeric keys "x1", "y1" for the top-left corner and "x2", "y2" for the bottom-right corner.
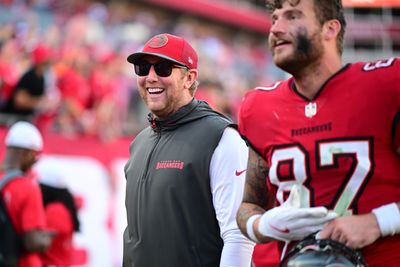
[{"x1": 127, "y1": 52, "x2": 186, "y2": 67}]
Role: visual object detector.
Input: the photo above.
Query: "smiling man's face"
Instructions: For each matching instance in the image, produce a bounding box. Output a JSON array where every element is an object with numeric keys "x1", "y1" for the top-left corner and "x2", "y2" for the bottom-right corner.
[{"x1": 136, "y1": 55, "x2": 195, "y2": 119}]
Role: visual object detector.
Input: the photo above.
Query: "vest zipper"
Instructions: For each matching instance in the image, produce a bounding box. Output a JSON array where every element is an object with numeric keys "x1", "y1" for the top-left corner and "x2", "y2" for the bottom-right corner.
[
  {"x1": 135, "y1": 130, "x2": 162, "y2": 240},
  {"x1": 141, "y1": 130, "x2": 161, "y2": 183}
]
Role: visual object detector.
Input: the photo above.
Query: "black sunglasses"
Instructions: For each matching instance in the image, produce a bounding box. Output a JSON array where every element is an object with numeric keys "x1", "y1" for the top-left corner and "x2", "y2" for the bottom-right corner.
[{"x1": 134, "y1": 61, "x2": 188, "y2": 77}]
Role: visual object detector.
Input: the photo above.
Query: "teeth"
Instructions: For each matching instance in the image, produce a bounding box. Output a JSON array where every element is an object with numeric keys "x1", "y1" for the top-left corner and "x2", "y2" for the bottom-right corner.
[{"x1": 148, "y1": 88, "x2": 164, "y2": 94}]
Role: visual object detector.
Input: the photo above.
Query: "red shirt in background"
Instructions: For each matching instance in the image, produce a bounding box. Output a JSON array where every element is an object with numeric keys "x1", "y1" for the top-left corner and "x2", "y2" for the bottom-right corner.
[
  {"x1": 1, "y1": 176, "x2": 46, "y2": 267},
  {"x1": 41, "y1": 202, "x2": 74, "y2": 266}
]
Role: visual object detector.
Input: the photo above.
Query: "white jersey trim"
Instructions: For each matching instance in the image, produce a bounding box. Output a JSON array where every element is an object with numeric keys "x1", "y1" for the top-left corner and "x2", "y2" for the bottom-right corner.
[{"x1": 255, "y1": 81, "x2": 281, "y2": 91}]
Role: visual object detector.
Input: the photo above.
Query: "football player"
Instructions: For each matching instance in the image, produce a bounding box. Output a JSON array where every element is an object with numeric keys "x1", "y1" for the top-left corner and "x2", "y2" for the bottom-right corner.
[{"x1": 236, "y1": 0, "x2": 400, "y2": 266}]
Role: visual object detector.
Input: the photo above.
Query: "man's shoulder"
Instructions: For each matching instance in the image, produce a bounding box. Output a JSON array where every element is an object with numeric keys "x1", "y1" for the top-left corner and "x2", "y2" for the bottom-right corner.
[
  {"x1": 253, "y1": 80, "x2": 289, "y2": 92},
  {"x1": 17, "y1": 68, "x2": 36, "y2": 84},
  {"x1": 343, "y1": 57, "x2": 399, "y2": 92},
  {"x1": 239, "y1": 79, "x2": 290, "y2": 117},
  {"x1": 2, "y1": 176, "x2": 38, "y2": 194},
  {"x1": 243, "y1": 79, "x2": 290, "y2": 102},
  {"x1": 350, "y1": 57, "x2": 399, "y2": 74},
  {"x1": 197, "y1": 113, "x2": 232, "y2": 130}
]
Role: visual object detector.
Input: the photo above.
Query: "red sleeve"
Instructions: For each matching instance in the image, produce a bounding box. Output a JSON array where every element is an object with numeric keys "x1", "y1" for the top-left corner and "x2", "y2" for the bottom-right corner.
[
  {"x1": 3, "y1": 178, "x2": 46, "y2": 233},
  {"x1": 238, "y1": 90, "x2": 257, "y2": 146},
  {"x1": 45, "y1": 202, "x2": 73, "y2": 234}
]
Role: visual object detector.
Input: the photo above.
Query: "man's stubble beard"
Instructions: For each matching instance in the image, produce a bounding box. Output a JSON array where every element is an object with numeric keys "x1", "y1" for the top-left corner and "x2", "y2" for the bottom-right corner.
[{"x1": 273, "y1": 27, "x2": 324, "y2": 75}]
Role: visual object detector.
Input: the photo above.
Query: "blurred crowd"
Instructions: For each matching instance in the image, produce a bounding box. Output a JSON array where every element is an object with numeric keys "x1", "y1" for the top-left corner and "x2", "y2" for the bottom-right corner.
[{"x1": 0, "y1": 0, "x2": 285, "y2": 142}]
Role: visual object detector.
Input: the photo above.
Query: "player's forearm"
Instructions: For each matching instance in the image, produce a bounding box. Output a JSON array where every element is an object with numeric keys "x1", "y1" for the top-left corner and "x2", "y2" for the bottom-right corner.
[
  {"x1": 236, "y1": 202, "x2": 264, "y2": 230},
  {"x1": 236, "y1": 202, "x2": 274, "y2": 243}
]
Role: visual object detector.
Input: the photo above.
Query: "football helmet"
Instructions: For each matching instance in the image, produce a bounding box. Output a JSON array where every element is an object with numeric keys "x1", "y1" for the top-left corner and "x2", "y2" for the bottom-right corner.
[{"x1": 279, "y1": 235, "x2": 367, "y2": 267}]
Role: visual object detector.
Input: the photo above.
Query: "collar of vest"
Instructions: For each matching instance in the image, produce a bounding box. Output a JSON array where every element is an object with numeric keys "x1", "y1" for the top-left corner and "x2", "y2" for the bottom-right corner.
[{"x1": 147, "y1": 99, "x2": 228, "y2": 131}]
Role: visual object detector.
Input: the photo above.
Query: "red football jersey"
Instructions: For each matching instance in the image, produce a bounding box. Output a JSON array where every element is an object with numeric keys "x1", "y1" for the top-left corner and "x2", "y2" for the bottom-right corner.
[{"x1": 239, "y1": 58, "x2": 400, "y2": 266}]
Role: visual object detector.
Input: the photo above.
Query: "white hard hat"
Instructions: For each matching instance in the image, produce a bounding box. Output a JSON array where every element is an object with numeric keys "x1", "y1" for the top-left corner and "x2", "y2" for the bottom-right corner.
[{"x1": 5, "y1": 121, "x2": 43, "y2": 151}]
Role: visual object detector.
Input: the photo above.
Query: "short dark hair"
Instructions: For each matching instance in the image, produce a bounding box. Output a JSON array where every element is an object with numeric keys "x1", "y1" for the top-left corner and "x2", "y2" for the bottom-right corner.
[{"x1": 266, "y1": 0, "x2": 346, "y2": 55}]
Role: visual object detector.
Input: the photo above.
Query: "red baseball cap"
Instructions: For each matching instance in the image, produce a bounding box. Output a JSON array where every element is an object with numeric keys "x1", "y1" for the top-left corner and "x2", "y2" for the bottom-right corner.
[
  {"x1": 32, "y1": 44, "x2": 53, "y2": 65},
  {"x1": 127, "y1": 33, "x2": 198, "y2": 69}
]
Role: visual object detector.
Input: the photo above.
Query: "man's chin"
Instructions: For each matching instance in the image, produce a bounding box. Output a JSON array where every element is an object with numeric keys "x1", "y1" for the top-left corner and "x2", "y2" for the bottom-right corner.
[
  {"x1": 275, "y1": 57, "x2": 304, "y2": 74},
  {"x1": 147, "y1": 101, "x2": 164, "y2": 111},
  {"x1": 274, "y1": 54, "x2": 291, "y2": 67},
  {"x1": 148, "y1": 105, "x2": 167, "y2": 117},
  {"x1": 275, "y1": 60, "x2": 294, "y2": 72}
]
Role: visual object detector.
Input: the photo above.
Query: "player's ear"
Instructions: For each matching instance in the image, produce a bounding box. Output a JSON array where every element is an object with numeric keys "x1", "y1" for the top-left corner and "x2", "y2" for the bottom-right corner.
[{"x1": 323, "y1": 19, "x2": 341, "y2": 41}]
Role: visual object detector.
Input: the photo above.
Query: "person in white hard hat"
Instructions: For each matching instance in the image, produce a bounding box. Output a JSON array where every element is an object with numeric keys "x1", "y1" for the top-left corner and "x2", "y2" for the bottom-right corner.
[
  {"x1": 3, "y1": 121, "x2": 43, "y2": 172},
  {"x1": 0, "y1": 121, "x2": 53, "y2": 267}
]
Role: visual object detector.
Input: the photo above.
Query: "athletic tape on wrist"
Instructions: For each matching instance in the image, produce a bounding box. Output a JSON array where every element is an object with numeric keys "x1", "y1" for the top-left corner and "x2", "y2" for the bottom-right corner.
[
  {"x1": 372, "y1": 203, "x2": 400, "y2": 236},
  {"x1": 246, "y1": 214, "x2": 261, "y2": 243}
]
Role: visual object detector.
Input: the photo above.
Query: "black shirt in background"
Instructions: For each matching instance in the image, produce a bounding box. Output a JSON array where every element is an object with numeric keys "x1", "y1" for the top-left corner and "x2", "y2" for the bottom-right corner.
[{"x1": 1, "y1": 68, "x2": 45, "y2": 115}]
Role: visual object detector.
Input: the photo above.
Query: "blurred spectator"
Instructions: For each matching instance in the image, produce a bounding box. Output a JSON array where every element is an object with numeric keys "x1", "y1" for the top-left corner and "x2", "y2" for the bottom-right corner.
[
  {"x1": 0, "y1": 44, "x2": 60, "y2": 126},
  {"x1": 0, "y1": 40, "x2": 23, "y2": 111},
  {"x1": 195, "y1": 80, "x2": 233, "y2": 118},
  {"x1": 37, "y1": 164, "x2": 81, "y2": 267},
  {"x1": 53, "y1": 45, "x2": 92, "y2": 138},
  {"x1": 88, "y1": 52, "x2": 124, "y2": 141}
]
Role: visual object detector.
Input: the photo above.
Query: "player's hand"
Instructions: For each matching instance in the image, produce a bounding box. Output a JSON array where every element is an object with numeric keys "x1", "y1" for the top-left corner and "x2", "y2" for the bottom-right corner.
[
  {"x1": 317, "y1": 213, "x2": 381, "y2": 249},
  {"x1": 258, "y1": 186, "x2": 337, "y2": 242}
]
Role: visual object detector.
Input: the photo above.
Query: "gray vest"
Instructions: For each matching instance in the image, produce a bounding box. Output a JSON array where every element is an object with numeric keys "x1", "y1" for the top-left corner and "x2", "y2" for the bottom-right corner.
[{"x1": 123, "y1": 100, "x2": 231, "y2": 267}]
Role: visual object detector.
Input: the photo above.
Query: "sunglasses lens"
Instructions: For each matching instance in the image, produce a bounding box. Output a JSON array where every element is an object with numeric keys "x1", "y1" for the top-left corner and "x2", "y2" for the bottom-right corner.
[
  {"x1": 154, "y1": 62, "x2": 174, "y2": 77},
  {"x1": 134, "y1": 61, "x2": 176, "y2": 77},
  {"x1": 135, "y1": 63, "x2": 151, "y2": 76}
]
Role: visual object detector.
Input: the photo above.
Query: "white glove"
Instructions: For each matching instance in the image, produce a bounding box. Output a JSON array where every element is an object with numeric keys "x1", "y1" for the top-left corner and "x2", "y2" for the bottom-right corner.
[{"x1": 258, "y1": 185, "x2": 337, "y2": 242}]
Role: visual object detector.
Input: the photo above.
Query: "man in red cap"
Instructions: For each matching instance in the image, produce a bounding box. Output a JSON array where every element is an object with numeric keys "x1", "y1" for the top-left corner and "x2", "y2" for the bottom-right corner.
[{"x1": 123, "y1": 33, "x2": 254, "y2": 267}]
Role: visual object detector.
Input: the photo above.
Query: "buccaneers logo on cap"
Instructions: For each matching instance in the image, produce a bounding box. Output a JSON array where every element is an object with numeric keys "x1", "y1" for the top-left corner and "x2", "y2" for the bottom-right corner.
[{"x1": 148, "y1": 34, "x2": 168, "y2": 48}]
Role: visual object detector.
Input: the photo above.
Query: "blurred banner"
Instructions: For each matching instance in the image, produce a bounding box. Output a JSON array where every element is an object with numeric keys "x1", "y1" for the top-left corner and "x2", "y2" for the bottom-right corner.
[
  {"x1": 139, "y1": 0, "x2": 270, "y2": 34},
  {"x1": 343, "y1": 0, "x2": 400, "y2": 7}
]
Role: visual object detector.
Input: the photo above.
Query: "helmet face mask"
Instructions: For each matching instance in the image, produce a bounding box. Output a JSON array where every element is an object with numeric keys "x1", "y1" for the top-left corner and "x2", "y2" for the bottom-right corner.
[{"x1": 279, "y1": 235, "x2": 367, "y2": 267}]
